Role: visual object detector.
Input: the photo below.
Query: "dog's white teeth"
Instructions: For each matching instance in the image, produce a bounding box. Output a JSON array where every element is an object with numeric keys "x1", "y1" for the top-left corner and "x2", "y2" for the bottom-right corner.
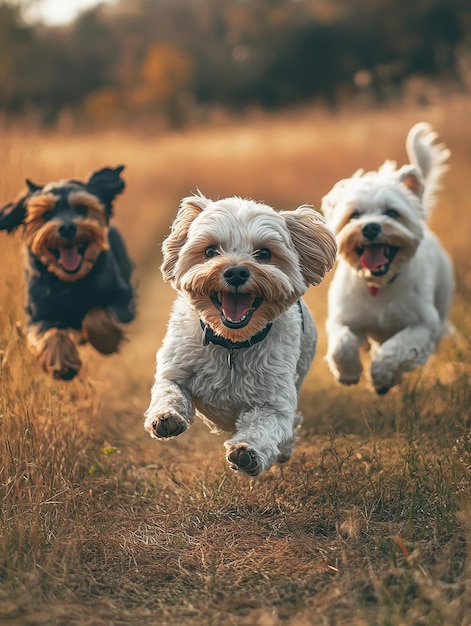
[{"x1": 384, "y1": 246, "x2": 390, "y2": 256}]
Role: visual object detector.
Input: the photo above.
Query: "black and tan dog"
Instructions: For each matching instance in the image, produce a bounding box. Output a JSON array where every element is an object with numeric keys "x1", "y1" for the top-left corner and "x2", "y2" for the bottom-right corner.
[{"x1": 0, "y1": 166, "x2": 136, "y2": 380}]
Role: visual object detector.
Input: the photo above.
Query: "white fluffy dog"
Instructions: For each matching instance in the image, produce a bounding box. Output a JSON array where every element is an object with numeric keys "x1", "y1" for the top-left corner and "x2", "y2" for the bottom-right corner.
[
  {"x1": 144, "y1": 193, "x2": 337, "y2": 475},
  {"x1": 322, "y1": 123, "x2": 454, "y2": 394}
]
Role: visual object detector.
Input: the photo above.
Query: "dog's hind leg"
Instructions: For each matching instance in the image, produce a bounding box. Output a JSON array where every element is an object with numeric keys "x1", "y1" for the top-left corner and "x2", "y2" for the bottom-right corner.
[
  {"x1": 82, "y1": 307, "x2": 126, "y2": 355},
  {"x1": 276, "y1": 412, "x2": 303, "y2": 465},
  {"x1": 326, "y1": 324, "x2": 364, "y2": 386},
  {"x1": 28, "y1": 325, "x2": 82, "y2": 380},
  {"x1": 370, "y1": 325, "x2": 438, "y2": 394}
]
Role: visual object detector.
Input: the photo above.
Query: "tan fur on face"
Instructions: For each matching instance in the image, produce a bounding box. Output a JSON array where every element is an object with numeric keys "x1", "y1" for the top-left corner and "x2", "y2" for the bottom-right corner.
[
  {"x1": 173, "y1": 238, "x2": 308, "y2": 342},
  {"x1": 184, "y1": 254, "x2": 299, "y2": 342},
  {"x1": 336, "y1": 218, "x2": 422, "y2": 288},
  {"x1": 25, "y1": 193, "x2": 58, "y2": 221},
  {"x1": 23, "y1": 191, "x2": 109, "y2": 282}
]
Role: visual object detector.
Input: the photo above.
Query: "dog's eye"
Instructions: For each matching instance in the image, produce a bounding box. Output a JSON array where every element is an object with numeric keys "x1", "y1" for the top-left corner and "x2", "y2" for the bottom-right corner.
[
  {"x1": 42, "y1": 210, "x2": 55, "y2": 221},
  {"x1": 384, "y1": 208, "x2": 399, "y2": 219},
  {"x1": 75, "y1": 204, "x2": 88, "y2": 217},
  {"x1": 349, "y1": 210, "x2": 360, "y2": 221},
  {"x1": 254, "y1": 248, "x2": 271, "y2": 262},
  {"x1": 205, "y1": 245, "x2": 219, "y2": 259}
]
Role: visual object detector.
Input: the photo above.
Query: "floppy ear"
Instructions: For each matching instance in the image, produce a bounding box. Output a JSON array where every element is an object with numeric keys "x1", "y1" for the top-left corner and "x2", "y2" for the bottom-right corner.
[
  {"x1": 85, "y1": 165, "x2": 126, "y2": 219},
  {"x1": 0, "y1": 200, "x2": 26, "y2": 232},
  {"x1": 0, "y1": 181, "x2": 40, "y2": 232},
  {"x1": 281, "y1": 205, "x2": 337, "y2": 287},
  {"x1": 160, "y1": 192, "x2": 211, "y2": 283}
]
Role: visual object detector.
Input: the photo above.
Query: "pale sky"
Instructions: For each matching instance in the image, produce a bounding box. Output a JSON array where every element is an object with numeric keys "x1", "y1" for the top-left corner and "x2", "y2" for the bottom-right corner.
[{"x1": 24, "y1": 0, "x2": 116, "y2": 25}]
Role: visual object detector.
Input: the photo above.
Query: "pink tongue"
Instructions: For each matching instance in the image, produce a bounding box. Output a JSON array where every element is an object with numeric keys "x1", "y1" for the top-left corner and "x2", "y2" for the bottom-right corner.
[
  {"x1": 221, "y1": 293, "x2": 253, "y2": 321},
  {"x1": 59, "y1": 246, "x2": 82, "y2": 272},
  {"x1": 360, "y1": 246, "x2": 388, "y2": 271}
]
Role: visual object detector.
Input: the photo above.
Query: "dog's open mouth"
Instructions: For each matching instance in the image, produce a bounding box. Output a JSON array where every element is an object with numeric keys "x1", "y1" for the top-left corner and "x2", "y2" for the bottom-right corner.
[
  {"x1": 211, "y1": 292, "x2": 263, "y2": 329},
  {"x1": 357, "y1": 244, "x2": 399, "y2": 277},
  {"x1": 52, "y1": 243, "x2": 88, "y2": 273}
]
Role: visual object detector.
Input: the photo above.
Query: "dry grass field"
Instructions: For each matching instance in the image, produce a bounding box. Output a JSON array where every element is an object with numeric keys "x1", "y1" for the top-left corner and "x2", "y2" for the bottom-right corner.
[{"x1": 0, "y1": 95, "x2": 470, "y2": 625}]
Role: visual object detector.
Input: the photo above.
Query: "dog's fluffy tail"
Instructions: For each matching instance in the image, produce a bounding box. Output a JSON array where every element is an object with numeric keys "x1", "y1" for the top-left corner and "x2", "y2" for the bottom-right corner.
[{"x1": 406, "y1": 122, "x2": 450, "y2": 214}]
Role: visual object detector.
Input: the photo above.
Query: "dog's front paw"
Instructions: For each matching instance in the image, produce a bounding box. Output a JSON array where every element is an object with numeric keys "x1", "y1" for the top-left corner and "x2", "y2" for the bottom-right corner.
[
  {"x1": 370, "y1": 360, "x2": 402, "y2": 395},
  {"x1": 37, "y1": 329, "x2": 82, "y2": 380},
  {"x1": 145, "y1": 413, "x2": 188, "y2": 439},
  {"x1": 327, "y1": 345, "x2": 363, "y2": 386},
  {"x1": 82, "y1": 308, "x2": 125, "y2": 355},
  {"x1": 226, "y1": 444, "x2": 261, "y2": 476}
]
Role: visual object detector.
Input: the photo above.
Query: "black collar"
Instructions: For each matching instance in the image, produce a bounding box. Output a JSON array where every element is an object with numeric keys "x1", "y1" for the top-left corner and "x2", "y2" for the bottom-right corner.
[{"x1": 200, "y1": 320, "x2": 273, "y2": 350}]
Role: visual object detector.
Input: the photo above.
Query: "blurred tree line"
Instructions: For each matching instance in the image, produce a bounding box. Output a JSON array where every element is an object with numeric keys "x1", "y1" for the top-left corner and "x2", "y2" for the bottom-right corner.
[{"x1": 1, "y1": 0, "x2": 470, "y2": 126}]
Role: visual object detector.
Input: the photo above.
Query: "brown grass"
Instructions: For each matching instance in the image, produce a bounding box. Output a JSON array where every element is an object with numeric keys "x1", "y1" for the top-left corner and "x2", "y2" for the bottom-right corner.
[{"x1": 1, "y1": 95, "x2": 470, "y2": 625}]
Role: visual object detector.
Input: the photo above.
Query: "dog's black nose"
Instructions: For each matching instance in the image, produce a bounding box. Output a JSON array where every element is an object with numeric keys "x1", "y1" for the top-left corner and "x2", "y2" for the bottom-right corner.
[
  {"x1": 223, "y1": 265, "x2": 250, "y2": 286},
  {"x1": 362, "y1": 222, "x2": 381, "y2": 240},
  {"x1": 58, "y1": 222, "x2": 77, "y2": 239}
]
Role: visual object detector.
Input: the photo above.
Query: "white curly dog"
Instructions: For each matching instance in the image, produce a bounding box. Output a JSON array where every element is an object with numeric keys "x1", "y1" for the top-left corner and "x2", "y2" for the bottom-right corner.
[
  {"x1": 144, "y1": 193, "x2": 337, "y2": 475},
  {"x1": 323, "y1": 122, "x2": 454, "y2": 394}
]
